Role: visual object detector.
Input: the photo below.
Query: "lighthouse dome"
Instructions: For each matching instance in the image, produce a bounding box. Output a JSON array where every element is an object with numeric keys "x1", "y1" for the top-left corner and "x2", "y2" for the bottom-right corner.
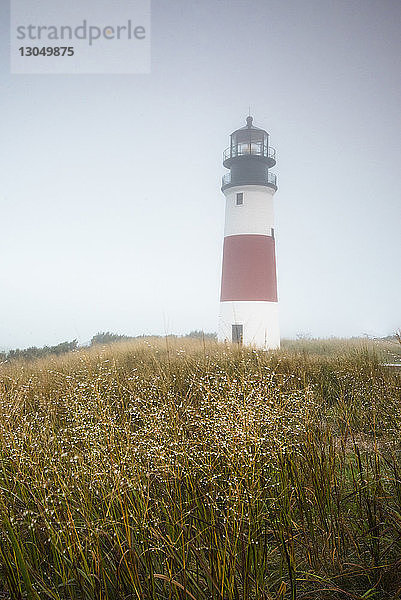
[
  {"x1": 223, "y1": 116, "x2": 276, "y2": 169},
  {"x1": 231, "y1": 115, "x2": 267, "y2": 148}
]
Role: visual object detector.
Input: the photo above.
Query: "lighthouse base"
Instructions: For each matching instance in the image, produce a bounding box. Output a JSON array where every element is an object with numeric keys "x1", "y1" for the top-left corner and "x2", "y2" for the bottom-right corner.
[{"x1": 218, "y1": 301, "x2": 280, "y2": 350}]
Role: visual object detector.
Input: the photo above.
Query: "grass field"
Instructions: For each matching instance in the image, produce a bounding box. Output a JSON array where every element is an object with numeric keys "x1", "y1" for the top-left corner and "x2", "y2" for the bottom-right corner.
[{"x1": 0, "y1": 337, "x2": 400, "y2": 600}]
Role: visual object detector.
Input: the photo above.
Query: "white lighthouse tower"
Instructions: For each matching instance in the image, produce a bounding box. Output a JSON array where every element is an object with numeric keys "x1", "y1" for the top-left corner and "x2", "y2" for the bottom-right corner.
[{"x1": 218, "y1": 116, "x2": 280, "y2": 349}]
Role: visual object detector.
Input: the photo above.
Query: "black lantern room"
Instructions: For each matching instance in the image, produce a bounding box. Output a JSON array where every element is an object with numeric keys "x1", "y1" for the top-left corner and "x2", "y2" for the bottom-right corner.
[{"x1": 222, "y1": 116, "x2": 277, "y2": 191}]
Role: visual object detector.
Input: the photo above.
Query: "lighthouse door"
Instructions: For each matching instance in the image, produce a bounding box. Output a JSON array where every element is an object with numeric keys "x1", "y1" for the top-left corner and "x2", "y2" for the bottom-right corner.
[{"x1": 232, "y1": 324, "x2": 243, "y2": 345}]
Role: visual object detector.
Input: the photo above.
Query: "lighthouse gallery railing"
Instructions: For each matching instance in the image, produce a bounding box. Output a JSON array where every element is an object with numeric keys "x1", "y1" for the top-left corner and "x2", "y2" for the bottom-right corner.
[
  {"x1": 222, "y1": 172, "x2": 277, "y2": 187},
  {"x1": 223, "y1": 143, "x2": 276, "y2": 162}
]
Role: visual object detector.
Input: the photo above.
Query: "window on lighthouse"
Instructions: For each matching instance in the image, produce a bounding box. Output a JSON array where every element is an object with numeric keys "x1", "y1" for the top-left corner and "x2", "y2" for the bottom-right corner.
[{"x1": 236, "y1": 192, "x2": 244, "y2": 206}]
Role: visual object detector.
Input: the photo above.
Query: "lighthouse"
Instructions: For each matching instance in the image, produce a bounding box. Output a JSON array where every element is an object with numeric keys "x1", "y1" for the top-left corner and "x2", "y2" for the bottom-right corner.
[{"x1": 218, "y1": 116, "x2": 280, "y2": 349}]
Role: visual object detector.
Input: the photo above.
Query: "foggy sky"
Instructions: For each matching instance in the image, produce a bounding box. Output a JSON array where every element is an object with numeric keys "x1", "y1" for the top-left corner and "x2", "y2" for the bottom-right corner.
[{"x1": 0, "y1": 0, "x2": 400, "y2": 349}]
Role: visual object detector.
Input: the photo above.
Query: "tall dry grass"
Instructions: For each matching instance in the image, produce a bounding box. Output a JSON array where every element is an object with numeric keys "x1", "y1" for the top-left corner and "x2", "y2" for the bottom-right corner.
[{"x1": 0, "y1": 337, "x2": 400, "y2": 599}]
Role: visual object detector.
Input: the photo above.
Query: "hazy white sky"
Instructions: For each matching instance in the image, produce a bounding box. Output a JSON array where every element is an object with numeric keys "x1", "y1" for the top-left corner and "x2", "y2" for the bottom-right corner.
[{"x1": 0, "y1": 0, "x2": 400, "y2": 348}]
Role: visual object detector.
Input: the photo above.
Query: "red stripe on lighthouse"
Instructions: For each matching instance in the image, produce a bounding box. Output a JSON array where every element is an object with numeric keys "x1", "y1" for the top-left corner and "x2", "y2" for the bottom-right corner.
[{"x1": 220, "y1": 234, "x2": 278, "y2": 302}]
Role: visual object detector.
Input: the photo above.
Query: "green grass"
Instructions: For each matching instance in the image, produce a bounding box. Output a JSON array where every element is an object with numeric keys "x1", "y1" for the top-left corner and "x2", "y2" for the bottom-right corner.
[{"x1": 0, "y1": 337, "x2": 400, "y2": 599}]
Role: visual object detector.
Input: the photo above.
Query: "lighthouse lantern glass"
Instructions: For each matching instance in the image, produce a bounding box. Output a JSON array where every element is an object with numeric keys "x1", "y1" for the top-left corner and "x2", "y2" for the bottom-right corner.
[{"x1": 230, "y1": 128, "x2": 268, "y2": 158}]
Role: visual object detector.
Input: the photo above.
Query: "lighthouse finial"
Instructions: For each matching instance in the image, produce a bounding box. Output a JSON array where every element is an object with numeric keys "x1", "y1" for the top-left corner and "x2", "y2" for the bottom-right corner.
[{"x1": 246, "y1": 115, "x2": 253, "y2": 128}]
